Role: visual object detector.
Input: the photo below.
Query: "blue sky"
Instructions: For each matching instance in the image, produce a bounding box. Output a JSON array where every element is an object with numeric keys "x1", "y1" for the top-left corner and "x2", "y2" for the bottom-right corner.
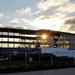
[{"x1": 0, "y1": 0, "x2": 75, "y2": 33}]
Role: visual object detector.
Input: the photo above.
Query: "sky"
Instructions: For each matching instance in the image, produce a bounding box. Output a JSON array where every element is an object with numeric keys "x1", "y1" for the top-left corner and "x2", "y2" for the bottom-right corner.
[{"x1": 0, "y1": 0, "x2": 75, "y2": 33}]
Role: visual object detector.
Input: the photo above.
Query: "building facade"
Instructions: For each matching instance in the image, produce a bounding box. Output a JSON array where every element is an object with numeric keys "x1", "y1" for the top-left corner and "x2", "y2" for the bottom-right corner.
[{"x1": 0, "y1": 27, "x2": 75, "y2": 50}]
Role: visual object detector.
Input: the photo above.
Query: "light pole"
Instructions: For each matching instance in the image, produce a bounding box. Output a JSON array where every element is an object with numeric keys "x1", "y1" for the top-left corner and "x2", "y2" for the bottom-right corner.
[
  {"x1": 9, "y1": 50, "x2": 11, "y2": 67},
  {"x1": 25, "y1": 50, "x2": 27, "y2": 68},
  {"x1": 38, "y1": 48, "x2": 41, "y2": 63},
  {"x1": 51, "y1": 53, "x2": 53, "y2": 66}
]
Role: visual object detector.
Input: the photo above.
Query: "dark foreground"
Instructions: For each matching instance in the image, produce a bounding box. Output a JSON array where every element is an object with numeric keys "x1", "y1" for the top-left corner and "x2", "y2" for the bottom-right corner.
[
  {"x1": 2, "y1": 68, "x2": 75, "y2": 75},
  {"x1": 0, "y1": 65, "x2": 74, "y2": 74},
  {"x1": 0, "y1": 54, "x2": 74, "y2": 74}
]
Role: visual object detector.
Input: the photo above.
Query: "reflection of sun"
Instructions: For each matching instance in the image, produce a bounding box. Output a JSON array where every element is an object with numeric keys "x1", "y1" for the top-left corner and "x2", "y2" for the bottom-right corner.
[{"x1": 41, "y1": 34, "x2": 47, "y2": 39}]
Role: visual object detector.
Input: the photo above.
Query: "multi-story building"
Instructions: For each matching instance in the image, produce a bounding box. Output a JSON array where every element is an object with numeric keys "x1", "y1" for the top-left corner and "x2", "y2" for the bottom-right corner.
[
  {"x1": 36, "y1": 30, "x2": 75, "y2": 50},
  {"x1": 0, "y1": 27, "x2": 75, "y2": 50}
]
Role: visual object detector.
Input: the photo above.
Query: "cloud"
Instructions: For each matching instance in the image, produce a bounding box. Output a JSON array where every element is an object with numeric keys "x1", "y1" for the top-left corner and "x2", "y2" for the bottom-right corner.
[
  {"x1": 9, "y1": 18, "x2": 30, "y2": 24},
  {"x1": 0, "y1": 13, "x2": 5, "y2": 18},
  {"x1": 8, "y1": 18, "x2": 38, "y2": 30},
  {"x1": 0, "y1": 24, "x2": 5, "y2": 27},
  {"x1": 54, "y1": 13, "x2": 66, "y2": 18},
  {"x1": 2, "y1": 25, "x2": 27, "y2": 29},
  {"x1": 36, "y1": 0, "x2": 69, "y2": 14},
  {"x1": 28, "y1": 14, "x2": 65, "y2": 30},
  {"x1": 65, "y1": 18, "x2": 75, "y2": 25},
  {"x1": 56, "y1": 2, "x2": 75, "y2": 13},
  {"x1": 9, "y1": 18, "x2": 20, "y2": 24},
  {"x1": 59, "y1": 17, "x2": 75, "y2": 32},
  {"x1": 64, "y1": 17, "x2": 75, "y2": 31},
  {"x1": 0, "y1": 13, "x2": 9, "y2": 19},
  {"x1": 16, "y1": 7, "x2": 33, "y2": 15},
  {"x1": 21, "y1": 18, "x2": 30, "y2": 23},
  {"x1": 37, "y1": 13, "x2": 66, "y2": 20},
  {"x1": 59, "y1": 24, "x2": 75, "y2": 33},
  {"x1": 34, "y1": 15, "x2": 50, "y2": 20}
]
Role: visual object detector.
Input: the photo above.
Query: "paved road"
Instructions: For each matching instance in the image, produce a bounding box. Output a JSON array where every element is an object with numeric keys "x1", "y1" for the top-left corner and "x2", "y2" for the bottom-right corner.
[{"x1": 1, "y1": 68, "x2": 75, "y2": 75}]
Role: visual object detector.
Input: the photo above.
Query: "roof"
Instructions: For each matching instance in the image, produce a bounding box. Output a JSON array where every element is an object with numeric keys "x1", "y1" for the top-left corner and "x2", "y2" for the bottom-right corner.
[
  {"x1": 0, "y1": 27, "x2": 37, "y2": 34},
  {"x1": 0, "y1": 27, "x2": 74, "y2": 35}
]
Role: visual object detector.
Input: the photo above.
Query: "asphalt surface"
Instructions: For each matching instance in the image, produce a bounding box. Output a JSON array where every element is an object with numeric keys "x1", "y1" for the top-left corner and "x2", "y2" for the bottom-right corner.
[{"x1": 1, "y1": 68, "x2": 75, "y2": 75}]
